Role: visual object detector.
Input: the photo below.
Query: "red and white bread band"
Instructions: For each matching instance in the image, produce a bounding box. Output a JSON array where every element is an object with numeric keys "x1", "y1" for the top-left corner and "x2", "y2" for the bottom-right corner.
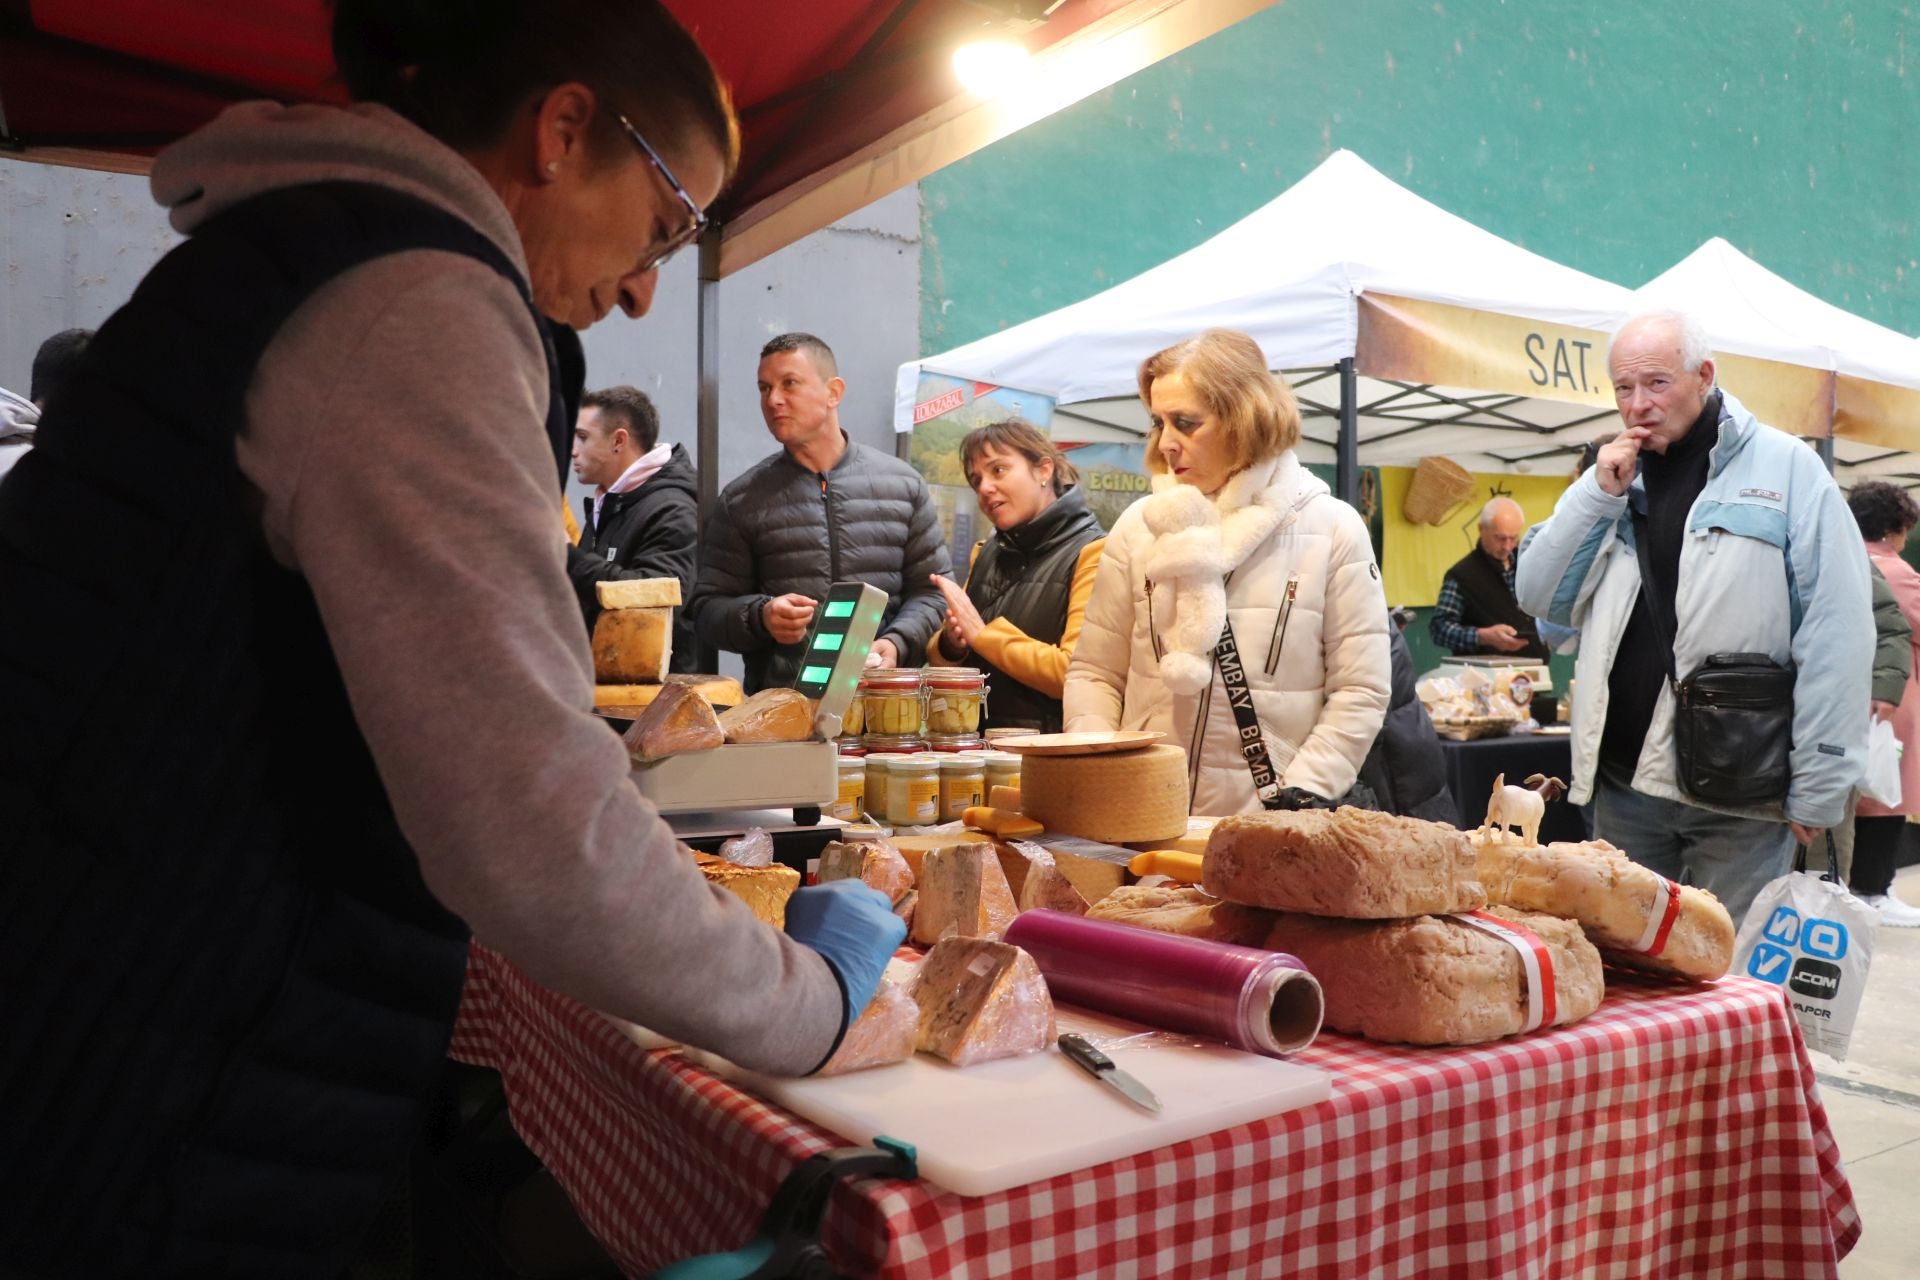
[
  {"x1": 1631, "y1": 875, "x2": 1685, "y2": 957},
  {"x1": 1453, "y1": 910, "x2": 1558, "y2": 1033}
]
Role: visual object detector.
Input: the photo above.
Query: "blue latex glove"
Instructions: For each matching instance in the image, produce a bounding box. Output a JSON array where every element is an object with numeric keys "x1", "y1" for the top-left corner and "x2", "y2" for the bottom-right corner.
[{"x1": 784, "y1": 879, "x2": 907, "y2": 1027}]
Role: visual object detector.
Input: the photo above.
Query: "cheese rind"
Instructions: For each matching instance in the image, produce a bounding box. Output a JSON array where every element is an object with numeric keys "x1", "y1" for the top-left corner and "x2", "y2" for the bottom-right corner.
[
  {"x1": 594, "y1": 577, "x2": 683, "y2": 609},
  {"x1": 1022, "y1": 745, "x2": 1189, "y2": 843},
  {"x1": 911, "y1": 938, "x2": 1056, "y2": 1066},
  {"x1": 591, "y1": 607, "x2": 672, "y2": 683},
  {"x1": 717, "y1": 688, "x2": 815, "y2": 743},
  {"x1": 912, "y1": 842, "x2": 1018, "y2": 946},
  {"x1": 818, "y1": 839, "x2": 915, "y2": 905},
  {"x1": 622, "y1": 681, "x2": 724, "y2": 762},
  {"x1": 1204, "y1": 807, "x2": 1486, "y2": 918}
]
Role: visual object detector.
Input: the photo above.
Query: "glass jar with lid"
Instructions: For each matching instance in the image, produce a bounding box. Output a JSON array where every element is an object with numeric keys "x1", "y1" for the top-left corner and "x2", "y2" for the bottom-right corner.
[
  {"x1": 839, "y1": 691, "x2": 865, "y2": 739},
  {"x1": 982, "y1": 750, "x2": 1022, "y2": 798},
  {"x1": 883, "y1": 756, "x2": 941, "y2": 826},
  {"x1": 938, "y1": 752, "x2": 986, "y2": 821},
  {"x1": 829, "y1": 755, "x2": 866, "y2": 821},
  {"x1": 864, "y1": 752, "x2": 909, "y2": 824},
  {"x1": 923, "y1": 667, "x2": 988, "y2": 741},
  {"x1": 858, "y1": 669, "x2": 926, "y2": 745}
]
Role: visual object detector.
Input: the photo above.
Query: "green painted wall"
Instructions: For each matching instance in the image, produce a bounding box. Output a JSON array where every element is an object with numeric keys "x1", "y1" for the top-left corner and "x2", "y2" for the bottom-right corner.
[{"x1": 922, "y1": 0, "x2": 1917, "y2": 353}]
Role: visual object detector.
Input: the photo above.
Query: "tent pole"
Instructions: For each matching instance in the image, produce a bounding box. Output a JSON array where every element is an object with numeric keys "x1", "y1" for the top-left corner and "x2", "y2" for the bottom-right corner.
[
  {"x1": 695, "y1": 227, "x2": 723, "y2": 673},
  {"x1": 1336, "y1": 357, "x2": 1359, "y2": 506},
  {"x1": 1817, "y1": 435, "x2": 1835, "y2": 473}
]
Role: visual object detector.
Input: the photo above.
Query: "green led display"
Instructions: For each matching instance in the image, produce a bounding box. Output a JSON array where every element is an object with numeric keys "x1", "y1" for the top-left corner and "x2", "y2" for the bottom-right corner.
[
  {"x1": 824, "y1": 599, "x2": 855, "y2": 618},
  {"x1": 812, "y1": 632, "x2": 844, "y2": 651},
  {"x1": 800, "y1": 665, "x2": 833, "y2": 684}
]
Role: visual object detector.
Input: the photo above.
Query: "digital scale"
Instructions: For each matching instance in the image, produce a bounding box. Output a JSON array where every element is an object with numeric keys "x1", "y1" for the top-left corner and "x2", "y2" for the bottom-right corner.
[{"x1": 628, "y1": 582, "x2": 886, "y2": 819}]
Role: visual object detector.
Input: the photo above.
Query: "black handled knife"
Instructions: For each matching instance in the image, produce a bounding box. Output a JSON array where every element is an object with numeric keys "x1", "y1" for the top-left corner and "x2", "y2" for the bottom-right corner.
[{"x1": 1058, "y1": 1033, "x2": 1162, "y2": 1113}]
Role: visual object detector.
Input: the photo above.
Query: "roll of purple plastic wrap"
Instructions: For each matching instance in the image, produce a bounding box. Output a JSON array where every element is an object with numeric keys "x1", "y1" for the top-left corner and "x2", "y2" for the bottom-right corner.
[{"x1": 1004, "y1": 909, "x2": 1323, "y2": 1056}]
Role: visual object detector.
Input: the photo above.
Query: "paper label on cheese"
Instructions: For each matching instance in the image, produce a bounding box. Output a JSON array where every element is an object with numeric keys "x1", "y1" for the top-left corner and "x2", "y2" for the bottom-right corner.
[
  {"x1": 1632, "y1": 876, "x2": 1684, "y2": 957},
  {"x1": 1453, "y1": 910, "x2": 1557, "y2": 1033}
]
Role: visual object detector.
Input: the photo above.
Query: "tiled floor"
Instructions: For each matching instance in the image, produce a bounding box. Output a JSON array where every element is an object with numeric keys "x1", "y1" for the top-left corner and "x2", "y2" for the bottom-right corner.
[{"x1": 1819, "y1": 863, "x2": 1920, "y2": 1278}]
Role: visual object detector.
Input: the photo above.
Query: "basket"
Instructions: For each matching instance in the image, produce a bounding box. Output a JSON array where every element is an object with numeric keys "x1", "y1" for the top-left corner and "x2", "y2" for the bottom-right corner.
[{"x1": 1403, "y1": 455, "x2": 1475, "y2": 526}]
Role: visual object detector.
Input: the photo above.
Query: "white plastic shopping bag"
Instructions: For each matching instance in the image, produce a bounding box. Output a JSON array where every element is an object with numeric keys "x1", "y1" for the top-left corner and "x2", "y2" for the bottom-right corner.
[
  {"x1": 1732, "y1": 842, "x2": 1877, "y2": 1060},
  {"x1": 1860, "y1": 717, "x2": 1904, "y2": 807}
]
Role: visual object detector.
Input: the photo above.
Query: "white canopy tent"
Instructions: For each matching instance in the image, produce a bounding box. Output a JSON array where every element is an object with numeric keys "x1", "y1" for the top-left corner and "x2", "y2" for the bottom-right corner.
[
  {"x1": 1635, "y1": 238, "x2": 1920, "y2": 487},
  {"x1": 897, "y1": 149, "x2": 1642, "y2": 492}
]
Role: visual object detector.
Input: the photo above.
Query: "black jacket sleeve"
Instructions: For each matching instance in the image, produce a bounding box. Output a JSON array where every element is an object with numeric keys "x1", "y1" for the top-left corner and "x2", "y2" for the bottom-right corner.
[
  {"x1": 688, "y1": 489, "x2": 773, "y2": 655},
  {"x1": 878, "y1": 476, "x2": 953, "y2": 664}
]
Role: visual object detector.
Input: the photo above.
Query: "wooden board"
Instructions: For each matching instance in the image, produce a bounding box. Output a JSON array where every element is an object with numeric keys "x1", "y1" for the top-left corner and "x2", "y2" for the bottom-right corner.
[{"x1": 989, "y1": 731, "x2": 1166, "y2": 756}]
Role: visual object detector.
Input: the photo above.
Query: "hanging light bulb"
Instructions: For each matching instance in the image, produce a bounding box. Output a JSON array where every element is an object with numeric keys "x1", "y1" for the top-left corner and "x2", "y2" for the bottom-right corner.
[{"x1": 952, "y1": 40, "x2": 1032, "y2": 98}]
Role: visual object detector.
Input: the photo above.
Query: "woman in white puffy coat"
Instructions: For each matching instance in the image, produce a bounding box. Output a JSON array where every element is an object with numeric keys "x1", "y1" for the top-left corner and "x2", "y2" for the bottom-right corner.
[{"x1": 1063, "y1": 329, "x2": 1391, "y2": 815}]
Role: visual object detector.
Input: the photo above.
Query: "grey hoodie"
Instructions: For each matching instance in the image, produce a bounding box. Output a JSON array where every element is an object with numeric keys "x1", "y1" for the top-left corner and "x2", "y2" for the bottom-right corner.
[{"x1": 148, "y1": 102, "x2": 844, "y2": 1074}]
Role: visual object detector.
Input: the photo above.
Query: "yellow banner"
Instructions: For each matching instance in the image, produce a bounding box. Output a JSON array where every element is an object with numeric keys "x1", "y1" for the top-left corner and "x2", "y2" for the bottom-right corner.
[
  {"x1": 1380, "y1": 465, "x2": 1572, "y2": 607},
  {"x1": 1835, "y1": 376, "x2": 1920, "y2": 452},
  {"x1": 1356, "y1": 294, "x2": 1615, "y2": 406},
  {"x1": 1712, "y1": 354, "x2": 1833, "y2": 440}
]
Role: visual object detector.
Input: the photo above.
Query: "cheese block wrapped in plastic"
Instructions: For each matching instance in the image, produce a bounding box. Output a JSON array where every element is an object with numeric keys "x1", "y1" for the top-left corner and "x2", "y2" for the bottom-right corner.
[
  {"x1": 693, "y1": 853, "x2": 800, "y2": 929},
  {"x1": 816, "y1": 980, "x2": 918, "y2": 1076},
  {"x1": 623, "y1": 681, "x2": 724, "y2": 762},
  {"x1": 892, "y1": 889, "x2": 918, "y2": 931},
  {"x1": 1088, "y1": 884, "x2": 1279, "y2": 948},
  {"x1": 912, "y1": 938, "x2": 1056, "y2": 1066},
  {"x1": 1473, "y1": 835, "x2": 1734, "y2": 981},
  {"x1": 818, "y1": 839, "x2": 915, "y2": 905},
  {"x1": 1262, "y1": 907, "x2": 1603, "y2": 1045},
  {"x1": 1205, "y1": 807, "x2": 1486, "y2": 918},
  {"x1": 591, "y1": 606, "x2": 673, "y2": 682},
  {"x1": 1000, "y1": 842, "x2": 1089, "y2": 915},
  {"x1": 912, "y1": 842, "x2": 1018, "y2": 946},
  {"x1": 717, "y1": 687, "x2": 815, "y2": 744}
]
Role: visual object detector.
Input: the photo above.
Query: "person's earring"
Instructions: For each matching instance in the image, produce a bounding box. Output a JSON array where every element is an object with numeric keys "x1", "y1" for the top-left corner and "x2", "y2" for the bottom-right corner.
[{"x1": 546, "y1": 160, "x2": 559, "y2": 177}]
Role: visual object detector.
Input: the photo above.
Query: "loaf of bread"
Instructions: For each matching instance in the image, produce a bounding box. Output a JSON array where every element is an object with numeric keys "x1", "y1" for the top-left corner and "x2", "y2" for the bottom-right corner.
[
  {"x1": 818, "y1": 839, "x2": 915, "y2": 905},
  {"x1": 717, "y1": 687, "x2": 815, "y2": 743},
  {"x1": 816, "y1": 980, "x2": 918, "y2": 1076},
  {"x1": 1086, "y1": 884, "x2": 1278, "y2": 948},
  {"x1": 693, "y1": 853, "x2": 800, "y2": 929},
  {"x1": 911, "y1": 938, "x2": 1056, "y2": 1066},
  {"x1": 622, "y1": 681, "x2": 724, "y2": 762},
  {"x1": 1473, "y1": 835, "x2": 1734, "y2": 981},
  {"x1": 1204, "y1": 807, "x2": 1486, "y2": 918},
  {"x1": 912, "y1": 842, "x2": 1018, "y2": 946},
  {"x1": 591, "y1": 607, "x2": 672, "y2": 683},
  {"x1": 1088, "y1": 886, "x2": 1602, "y2": 1045}
]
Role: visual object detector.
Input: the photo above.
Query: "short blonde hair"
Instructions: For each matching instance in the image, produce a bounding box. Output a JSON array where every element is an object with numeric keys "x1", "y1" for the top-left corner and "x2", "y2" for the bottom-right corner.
[{"x1": 1137, "y1": 329, "x2": 1300, "y2": 475}]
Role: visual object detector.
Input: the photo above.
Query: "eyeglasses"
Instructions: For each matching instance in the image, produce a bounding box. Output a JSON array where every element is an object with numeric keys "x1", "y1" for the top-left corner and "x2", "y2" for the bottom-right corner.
[{"x1": 617, "y1": 113, "x2": 709, "y2": 272}]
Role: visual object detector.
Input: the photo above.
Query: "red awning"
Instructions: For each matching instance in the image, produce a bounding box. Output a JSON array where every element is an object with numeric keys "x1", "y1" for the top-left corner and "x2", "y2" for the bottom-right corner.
[{"x1": 0, "y1": 0, "x2": 1275, "y2": 274}]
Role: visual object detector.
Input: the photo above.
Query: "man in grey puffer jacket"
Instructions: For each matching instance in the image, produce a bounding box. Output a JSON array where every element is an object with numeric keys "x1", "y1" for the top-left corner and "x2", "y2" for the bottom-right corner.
[{"x1": 691, "y1": 333, "x2": 950, "y2": 692}]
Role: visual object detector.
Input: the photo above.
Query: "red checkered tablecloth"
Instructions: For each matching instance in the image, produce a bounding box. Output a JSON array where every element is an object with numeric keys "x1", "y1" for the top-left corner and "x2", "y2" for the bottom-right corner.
[{"x1": 450, "y1": 943, "x2": 1860, "y2": 1279}]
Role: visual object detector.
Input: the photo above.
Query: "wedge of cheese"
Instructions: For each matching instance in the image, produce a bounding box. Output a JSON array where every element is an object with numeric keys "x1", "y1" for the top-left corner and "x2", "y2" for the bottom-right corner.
[
  {"x1": 962, "y1": 806, "x2": 1043, "y2": 839},
  {"x1": 594, "y1": 577, "x2": 682, "y2": 610},
  {"x1": 816, "y1": 980, "x2": 918, "y2": 1076},
  {"x1": 591, "y1": 607, "x2": 672, "y2": 683},
  {"x1": 911, "y1": 841, "x2": 1018, "y2": 946},
  {"x1": 693, "y1": 853, "x2": 800, "y2": 929},
  {"x1": 595, "y1": 674, "x2": 744, "y2": 711},
  {"x1": 988, "y1": 785, "x2": 1023, "y2": 811},
  {"x1": 1012, "y1": 843, "x2": 1090, "y2": 916},
  {"x1": 622, "y1": 681, "x2": 724, "y2": 762},
  {"x1": 892, "y1": 830, "x2": 996, "y2": 884},
  {"x1": 817, "y1": 839, "x2": 915, "y2": 905},
  {"x1": 717, "y1": 687, "x2": 815, "y2": 744},
  {"x1": 911, "y1": 938, "x2": 1056, "y2": 1066}
]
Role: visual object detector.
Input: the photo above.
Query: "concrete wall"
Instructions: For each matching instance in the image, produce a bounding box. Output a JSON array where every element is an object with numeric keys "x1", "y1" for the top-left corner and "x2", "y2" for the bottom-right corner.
[{"x1": 921, "y1": 0, "x2": 1919, "y2": 352}]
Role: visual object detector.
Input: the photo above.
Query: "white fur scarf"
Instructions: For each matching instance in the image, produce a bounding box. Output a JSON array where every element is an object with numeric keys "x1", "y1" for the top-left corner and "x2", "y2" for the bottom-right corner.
[{"x1": 1138, "y1": 455, "x2": 1291, "y2": 695}]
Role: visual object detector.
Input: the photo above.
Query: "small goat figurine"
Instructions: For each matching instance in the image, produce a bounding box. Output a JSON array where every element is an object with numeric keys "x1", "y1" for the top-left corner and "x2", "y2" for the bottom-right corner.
[{"x1": 1480, "y1": 772, "x2": 1568, "y2": 847}]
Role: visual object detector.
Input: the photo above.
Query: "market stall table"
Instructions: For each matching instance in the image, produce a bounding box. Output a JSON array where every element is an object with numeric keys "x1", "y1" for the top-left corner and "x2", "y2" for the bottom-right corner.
[
  {"x1": 1438, "y1": 730, "x2": 1586, "y2": 842},
  {"x1": 450, "y1": 943, "x2": 1860, "y2": 1278}
]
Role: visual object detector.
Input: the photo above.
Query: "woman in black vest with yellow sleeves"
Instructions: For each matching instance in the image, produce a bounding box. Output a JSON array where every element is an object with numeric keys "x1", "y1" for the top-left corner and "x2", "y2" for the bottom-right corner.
[{"x1": 929, "y1": 420, "x2": 1106, "y2": 733}]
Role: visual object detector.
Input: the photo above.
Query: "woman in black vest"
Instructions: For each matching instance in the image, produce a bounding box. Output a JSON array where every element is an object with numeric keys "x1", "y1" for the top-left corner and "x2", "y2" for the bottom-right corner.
[
  {"x1": 0, "y1": 4, "x2": 903, "y2": 1276},
  {"x1": 929, "y1": 420, "x2": 1107, "y2": 733}
]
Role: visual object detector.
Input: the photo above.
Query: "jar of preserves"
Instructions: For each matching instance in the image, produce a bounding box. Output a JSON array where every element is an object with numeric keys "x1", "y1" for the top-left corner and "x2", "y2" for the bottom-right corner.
[
  {"x1": 839, "y1": 691, "x2": 865, "y2": 738},
  {"x1": 830, "y1": 755, "x2": 866, "y2": 821},
  {"x1": 938, "y1": 752, "x2": 986, "y2": 821},
  {"x1": 864, "y1": 752, "x2": 909, "y2": 823},
  {"x1": 884, "y1": 756, "x2": 941, "y2": 826},
  {"x1": 983, "y1": 750, "x2": 1022, "y2": 798},
  {"x1": 923, "y1": 667, "x2": 987, "y2": 738},
  {"x1": 859, "y1": 669, "x2": 926, "y2": 743}
]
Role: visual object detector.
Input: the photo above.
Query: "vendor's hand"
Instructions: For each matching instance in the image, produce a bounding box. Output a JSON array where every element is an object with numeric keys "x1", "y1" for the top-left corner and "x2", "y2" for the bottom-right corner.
[
  {"x1": 1790, "y1": 822, "x2": 1826, "y2": 848},
  {"x1": 763, "y1": 593, "x2": 817, "y2": 645},
  {"x1": 1594, "y1": 428, "x2": 1650, "y2": 497},
  {"x1": 784, "y1": 880, "x2": 907, "y2": 1027},
  {"x1": 1478, "y1": 624, "x2": 1529, "y2": 654},
  {"x1": 865, "y1": 637, "x2": 899, "y2": 669},
  {"x1": 931, "y1": 574, "x2": 985, "y2": 648},
  {"x1": 1872, "y1": 700, "x2": 1899, "y2": 721}
]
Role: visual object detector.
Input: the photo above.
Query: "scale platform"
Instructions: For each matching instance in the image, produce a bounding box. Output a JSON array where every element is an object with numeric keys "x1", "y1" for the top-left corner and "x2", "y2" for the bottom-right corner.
[{"x1": 630, "y1": 740, "x2": 837, "y2": 814}]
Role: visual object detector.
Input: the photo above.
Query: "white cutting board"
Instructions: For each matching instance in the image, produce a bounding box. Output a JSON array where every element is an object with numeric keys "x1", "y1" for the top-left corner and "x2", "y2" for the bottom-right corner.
[{"x1": 665, "y1": 1004, "x2": 1330, "y2": 1197}]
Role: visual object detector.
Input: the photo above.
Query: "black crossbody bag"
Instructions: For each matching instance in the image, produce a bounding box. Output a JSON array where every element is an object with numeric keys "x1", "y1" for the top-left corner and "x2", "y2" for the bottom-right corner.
[{"x1": 1630, "y1": 503, "x2": 1795, "y2": 805}]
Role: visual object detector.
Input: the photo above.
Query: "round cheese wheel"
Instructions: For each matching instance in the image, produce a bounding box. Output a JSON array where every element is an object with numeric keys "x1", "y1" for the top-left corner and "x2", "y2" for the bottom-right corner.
[{"x1": 1022, "y1": 744, "x2": 1190, "y2": 843}]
